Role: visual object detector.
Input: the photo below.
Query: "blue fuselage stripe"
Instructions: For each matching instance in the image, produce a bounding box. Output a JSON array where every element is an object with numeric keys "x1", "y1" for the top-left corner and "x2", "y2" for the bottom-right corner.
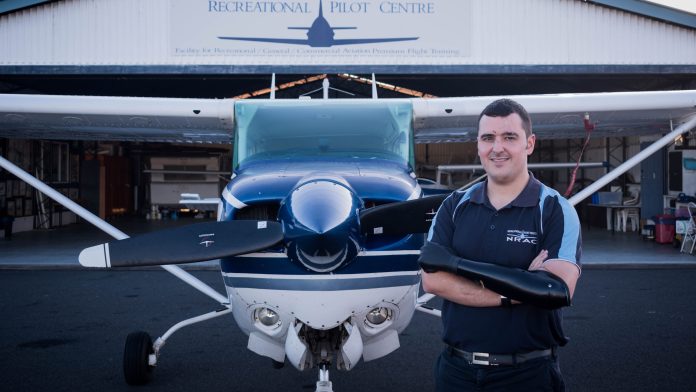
[{"x1": 223, "y1": 274, "x2": 420, "y2": 291}]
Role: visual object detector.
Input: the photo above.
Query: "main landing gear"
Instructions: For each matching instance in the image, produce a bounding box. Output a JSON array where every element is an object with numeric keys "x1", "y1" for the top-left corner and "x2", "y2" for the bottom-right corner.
[
  {"x1": 122, "y1": 307, "x2": 232, "y2": 385},
  {"x1": 123, "y1": 331, "x2": 155, "y2": 385}
]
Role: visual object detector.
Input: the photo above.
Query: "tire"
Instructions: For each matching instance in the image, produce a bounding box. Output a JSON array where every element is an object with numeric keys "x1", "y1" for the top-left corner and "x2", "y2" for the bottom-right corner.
[{"x1": 124, "y1": 331, "x2": 154, "y2": 385}]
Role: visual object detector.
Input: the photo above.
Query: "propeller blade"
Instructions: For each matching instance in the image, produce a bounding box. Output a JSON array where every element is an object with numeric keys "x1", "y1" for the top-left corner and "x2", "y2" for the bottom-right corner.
[
  {"x1": 79, "y1": 220, "x2": 282, "y2": 268},
  {"x1": 359, "y1": 194, "x2": 449, "y2": 237}
]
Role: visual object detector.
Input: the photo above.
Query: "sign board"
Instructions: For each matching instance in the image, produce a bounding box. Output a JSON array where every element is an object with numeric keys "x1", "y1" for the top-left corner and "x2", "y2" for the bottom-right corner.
[{"x1": 170, "y1": 0, "x2": 471, "y2": 64}]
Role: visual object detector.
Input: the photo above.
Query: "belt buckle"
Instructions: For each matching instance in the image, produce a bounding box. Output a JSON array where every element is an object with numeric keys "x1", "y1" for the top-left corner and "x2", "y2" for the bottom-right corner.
[{"x1": 471, "y1": 352, "x2": 490, "y2": 366}]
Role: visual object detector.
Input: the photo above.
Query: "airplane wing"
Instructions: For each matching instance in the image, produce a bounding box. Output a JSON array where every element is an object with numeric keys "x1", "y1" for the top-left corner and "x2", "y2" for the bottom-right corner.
[
  {"x1": 331, "y1": 37, "x2": 418, "y2": 45},
  {"x1": 0, "y1": 90, "x2": 695, "y2": 143},
  {"x1": 218, "y1": 36, "x2": 311, "y2": 45},
  {"x1": 217, "y1": 37, "x2": 418, "y2": 46},
  {"x1": 412, "y1": 90, "x2": 696, "y2": 143},
  {"x1": 285, "y1": 27, "x2": 359, "y2": 30},
  {"x1": 0, "y1": 94, "x2": 234, "y2": 143}
]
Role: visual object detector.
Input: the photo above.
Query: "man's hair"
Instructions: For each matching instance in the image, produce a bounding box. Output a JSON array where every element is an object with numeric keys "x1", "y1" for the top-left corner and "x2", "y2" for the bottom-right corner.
[{"x1": 477, "y1": 98, "x2": 533, "y2": 137}]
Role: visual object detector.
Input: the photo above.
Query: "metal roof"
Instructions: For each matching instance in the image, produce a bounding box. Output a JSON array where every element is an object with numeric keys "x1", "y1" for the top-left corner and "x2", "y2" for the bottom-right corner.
[
  {"x1": 0, "y1": 0, "x2": 55, "y2": 15},
  {"x1": 1, "y1": 0, "x2": 695, "y2": 30},
  {"x1": 586, "y1": 0, "x2": 696, "y2": 29}
]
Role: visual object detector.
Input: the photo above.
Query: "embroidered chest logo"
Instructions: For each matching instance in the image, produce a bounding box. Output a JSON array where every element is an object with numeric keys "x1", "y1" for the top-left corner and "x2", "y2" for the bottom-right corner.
[{"x1": 506, "y1": 230, "x2": 538, "y2": 244}]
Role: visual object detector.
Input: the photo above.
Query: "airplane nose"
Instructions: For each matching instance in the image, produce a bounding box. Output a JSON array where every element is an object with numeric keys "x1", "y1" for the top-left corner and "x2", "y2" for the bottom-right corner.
[{"x1": 279, "y1": 179, "x2": 362, "y2": 272}]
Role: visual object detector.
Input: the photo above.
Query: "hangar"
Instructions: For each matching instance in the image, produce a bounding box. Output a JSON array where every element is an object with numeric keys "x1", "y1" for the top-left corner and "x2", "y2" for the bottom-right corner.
[{"x1": 0, "y1": 0, "x2": 695, "y2": 240}]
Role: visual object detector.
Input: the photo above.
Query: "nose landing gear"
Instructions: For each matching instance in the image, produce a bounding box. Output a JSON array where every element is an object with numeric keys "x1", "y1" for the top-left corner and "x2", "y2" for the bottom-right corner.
[{"x1": 315, "y1": 364, "x2": 333, "y2": 392}]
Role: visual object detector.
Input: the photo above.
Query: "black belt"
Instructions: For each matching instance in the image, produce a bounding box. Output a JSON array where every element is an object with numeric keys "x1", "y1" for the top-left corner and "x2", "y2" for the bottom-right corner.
[{"x1": 447, "y1": 345, "x2": 554, "y2": 366}]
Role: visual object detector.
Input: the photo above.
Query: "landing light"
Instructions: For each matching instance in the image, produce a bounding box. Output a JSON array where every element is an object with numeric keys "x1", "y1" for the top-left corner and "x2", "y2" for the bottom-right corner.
[
  {"x1": 365, "y1": 307, "x2": 391, "y2": 325},
  {"x1": 255, "y1": 307, "x2": 280, "y2": 327}
]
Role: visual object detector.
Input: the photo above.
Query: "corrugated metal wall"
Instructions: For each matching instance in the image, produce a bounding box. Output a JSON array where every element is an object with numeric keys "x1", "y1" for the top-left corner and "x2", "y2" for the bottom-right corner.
[
  {"x1": 0, "y1": 0, "x2": 170, "y2": 65},
  {"x1": 468, "y1": 0, "x2": 696, "y2": 65},
  {"x1": 1, "y1": 0, "x2": 695, "y2": 66}
]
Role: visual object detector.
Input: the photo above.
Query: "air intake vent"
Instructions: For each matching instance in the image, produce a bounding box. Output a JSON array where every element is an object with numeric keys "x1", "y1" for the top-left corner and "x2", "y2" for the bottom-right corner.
[{"x1": 234, "y1": 202, "x2": 280, "y2": 221}]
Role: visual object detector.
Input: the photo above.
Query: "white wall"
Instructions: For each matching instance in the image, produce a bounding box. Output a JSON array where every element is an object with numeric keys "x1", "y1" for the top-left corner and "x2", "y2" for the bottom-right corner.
[{"x1": 1, "y1": 0, "x2": 694, "y2": 66}]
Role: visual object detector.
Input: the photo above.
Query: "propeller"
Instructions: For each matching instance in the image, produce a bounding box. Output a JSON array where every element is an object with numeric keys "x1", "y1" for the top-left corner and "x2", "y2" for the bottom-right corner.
[
  {"x1": 79, "y1": 220, "x2": 282, "y2": 268},
  {"x1": 359, "y1": 193, "x2": 449, "y2": 237},
  {"x1": 77, "y1": 186, "x2": 451, "y2": 270}
]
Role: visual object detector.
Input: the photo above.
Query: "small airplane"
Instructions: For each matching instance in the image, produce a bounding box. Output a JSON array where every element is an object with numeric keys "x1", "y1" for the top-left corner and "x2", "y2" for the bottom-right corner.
[
  {"x1": 0, "y1": 80, "x2": 695, "y2": 391},
  {"x1": 218, "y1": 0, "x2": 418, "y2": 48}
]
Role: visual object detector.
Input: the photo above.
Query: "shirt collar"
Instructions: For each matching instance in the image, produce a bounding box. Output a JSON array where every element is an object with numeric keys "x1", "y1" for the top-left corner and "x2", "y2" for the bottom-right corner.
[{"x1": 469, "y1": 172, "x2": 541, "y2": 209}]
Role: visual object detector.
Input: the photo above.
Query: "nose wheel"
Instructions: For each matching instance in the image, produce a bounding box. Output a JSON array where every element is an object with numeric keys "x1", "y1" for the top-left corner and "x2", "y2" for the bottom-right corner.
[
  {"x1": 315, "y1": 364, "x2": 333, "y2": 392},
  {"x1": 123, "y1": 331, "x2": 155, "y2": 385}
]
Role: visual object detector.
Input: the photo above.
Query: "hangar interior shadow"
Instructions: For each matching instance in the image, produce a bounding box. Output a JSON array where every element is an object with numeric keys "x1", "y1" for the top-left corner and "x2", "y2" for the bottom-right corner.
[
  {"x1": 1, "y1": 73, "x2": 696, "y2": 99},
  {"x1": 1, "y1": 72, "x2": 694, "y2": 258}
]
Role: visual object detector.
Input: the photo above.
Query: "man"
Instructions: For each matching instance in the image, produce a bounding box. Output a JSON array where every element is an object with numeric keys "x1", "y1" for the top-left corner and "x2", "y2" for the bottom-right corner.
[{"x1": 419, "y1": 98, "x2": 581, "y2": 391}]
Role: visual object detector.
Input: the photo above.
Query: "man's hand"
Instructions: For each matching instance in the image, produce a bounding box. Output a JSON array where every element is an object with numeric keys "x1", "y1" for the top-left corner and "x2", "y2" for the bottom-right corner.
[
  {"x1": 418, "y1": 242, "x2": 459, "y2": 273},
  {"x1": 528, "y1": 249, "x2": 548, "y2": 271}
]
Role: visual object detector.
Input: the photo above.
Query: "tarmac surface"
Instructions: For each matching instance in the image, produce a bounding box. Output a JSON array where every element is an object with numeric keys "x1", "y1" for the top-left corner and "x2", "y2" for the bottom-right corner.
[
  {"x1": 1, "y1": 269, "x2": 696, "y2": 392},
  {"x1": 1, "y1": 218, "x2": 695, "y2": 391}
]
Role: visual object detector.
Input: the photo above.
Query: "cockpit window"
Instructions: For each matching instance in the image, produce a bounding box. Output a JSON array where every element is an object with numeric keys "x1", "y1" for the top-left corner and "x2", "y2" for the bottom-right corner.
[{"x1": 234, "y1": 100, "x2": 413, "y2": 167}]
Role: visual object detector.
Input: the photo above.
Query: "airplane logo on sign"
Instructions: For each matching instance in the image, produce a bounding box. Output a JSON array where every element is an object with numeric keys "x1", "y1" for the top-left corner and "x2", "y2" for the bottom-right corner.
[{"x1": 218, "y1": 0, "x2": 418, "y2": 48}]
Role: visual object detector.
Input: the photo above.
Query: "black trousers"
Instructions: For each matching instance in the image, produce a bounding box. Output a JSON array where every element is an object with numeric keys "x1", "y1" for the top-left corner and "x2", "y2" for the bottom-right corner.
[{"x1": 435, "y1": 347, "x2": 565, "y2": 392}]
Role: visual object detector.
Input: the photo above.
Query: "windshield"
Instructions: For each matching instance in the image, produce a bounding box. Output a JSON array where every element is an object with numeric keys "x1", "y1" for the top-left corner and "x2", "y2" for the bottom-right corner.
[{"x1": 234, "y1": 100, "x2": 413, "y2": 167}]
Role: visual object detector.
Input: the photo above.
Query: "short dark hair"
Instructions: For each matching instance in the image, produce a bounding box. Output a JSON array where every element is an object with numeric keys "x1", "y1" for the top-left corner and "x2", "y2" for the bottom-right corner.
[{"x1": 477, "y1": 98, "x2": 532, "y2": 137}]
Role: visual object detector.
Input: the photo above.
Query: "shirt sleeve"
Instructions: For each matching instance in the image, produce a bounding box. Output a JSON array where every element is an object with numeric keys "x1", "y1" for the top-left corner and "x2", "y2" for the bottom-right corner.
[
  {"x1": 540, "y1": 195, "x2": 582, "y2": 267},
  {"x1": 426, "y1": 193, "x2": 459, "y2": 247}
]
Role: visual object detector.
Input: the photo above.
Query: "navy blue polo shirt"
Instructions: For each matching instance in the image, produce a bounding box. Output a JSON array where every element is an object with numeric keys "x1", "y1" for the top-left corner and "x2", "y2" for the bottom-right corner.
[{"x1": 427, "y1": 173, "x2": 581, "y2": 353}]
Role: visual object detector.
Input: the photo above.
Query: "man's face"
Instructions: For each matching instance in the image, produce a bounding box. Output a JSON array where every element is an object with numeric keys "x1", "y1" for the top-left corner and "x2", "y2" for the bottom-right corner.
[{"x1": 477, "y1": 113, "x2": 535, "y2": 185}]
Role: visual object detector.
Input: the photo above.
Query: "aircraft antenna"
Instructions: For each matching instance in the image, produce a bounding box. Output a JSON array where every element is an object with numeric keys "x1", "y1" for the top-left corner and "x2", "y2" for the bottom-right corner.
[
  {"x1": 371, "y1": 73, "x2": 378, "y2": 99},
  {"x1": 270, "y1": 73, "x2": 276, "y2": 99},
  {"x1": 323, "y1": 78, "x2": 329, "y2": 99}
]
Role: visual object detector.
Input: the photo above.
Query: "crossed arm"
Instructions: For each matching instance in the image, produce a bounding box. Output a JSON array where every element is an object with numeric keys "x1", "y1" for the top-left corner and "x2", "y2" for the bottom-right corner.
[{"x1": 420, "y1": 243, "x2": 580, "y2": 309}]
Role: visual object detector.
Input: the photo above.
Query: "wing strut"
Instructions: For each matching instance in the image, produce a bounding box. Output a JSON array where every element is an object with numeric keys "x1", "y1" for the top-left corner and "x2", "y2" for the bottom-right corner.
[
  {"x1": 0, "y1": 155, "x2": 229, "y2": 305},
  {"x1": 416, "y1": 293, "x2": 441, "y2": 317}
]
